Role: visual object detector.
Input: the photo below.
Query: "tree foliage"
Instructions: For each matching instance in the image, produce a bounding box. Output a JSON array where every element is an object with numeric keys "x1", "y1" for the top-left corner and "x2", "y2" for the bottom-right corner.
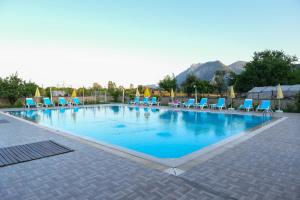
[
  {"x1": 234, "y1": 50, "x2": 298, "y2": 92},
  {"x1": 213, "y1": 70, "x2": 227, "y2": 95},
  {"x1": 0, "y1": 73, "x2": 38, "y2": 104},
  {"x1": 288, "y1": 68, "x2": 300, "y2": 84},
  {"x1": 181, "y1": 75, "x2": 214, "y2": 97},
  {"x1": 158, "y1": 74, "x2": 177, "y2": 92}
]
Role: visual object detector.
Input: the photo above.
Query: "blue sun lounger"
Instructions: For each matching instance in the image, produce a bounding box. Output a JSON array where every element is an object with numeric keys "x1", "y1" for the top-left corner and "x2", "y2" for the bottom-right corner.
[
  {"x1": 58, "y1": 97, "x2": 69, "y2": 106},
  {"x1": 183, "y1": 98, "x2": 195, "y2": 108},
  {"x1": 256, "y1": 100, "x2": 272, "y2": 112},
  {"x1": 150, "y1": 97, "x2": 160, "y2": 106},
  {"x1": 72, "y1": 97, "x2": 81, "y2": 106},
  {"x1": 43, "y1": 97, "x2": 53, "y2": 107},
  {"x1": 130, "y1": 97, "x2": 140, "y2": 105},
  {"x1": 140, "y1": 97, "x2": 150, "y2": 105},
  {"x1": 25, "y1": 98, "x2": 37, "y2": 108},
  {"x1": 239, "y1": 99, "x2": 253, "y2": 111},
  {"x1": 196, "y1": 98, "x2": 208, "y2": 109},
  {"x1": 211, "y1": 98, "x2": 226, "y2": 110}
]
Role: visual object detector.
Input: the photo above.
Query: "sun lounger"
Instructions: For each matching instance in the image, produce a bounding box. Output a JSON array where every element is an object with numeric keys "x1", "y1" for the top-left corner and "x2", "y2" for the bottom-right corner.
[
  {"x1": 58, "y1": 97, "x2": 70, "y2": 106},
  {"x1": 149, "y1": 97, "x2": 160, "y2": 106},
  {"x1": 196, "y1": 98, "x2": 208, "y2": 109},
  {"x1": 25, "y1": 98, "x2": 37, "y2": 108},
  {"x1": 130, "y1": 97, "x2": 140, "y2": 105},
  {"x1": 183, "y1": 99, "x2": 195, "y2": 108},
  {"x1": 256, "y1": 100, "x2": 272, "y2": 112},
  {"x1": 210, "y1": 98, "x2": 226, "y2": 110},
  {"x1": 239, "y1": 99, "x2": 253, "y2": 111},
  {"x1": 140, "y1": 97, "x2": 150, "y2": 105},
  {"x1": 72, "y1": 97, "x2": 81, "y2": 106},
  {"x1": 43, "y1": 97, "x2": 53, "y2": 107}
]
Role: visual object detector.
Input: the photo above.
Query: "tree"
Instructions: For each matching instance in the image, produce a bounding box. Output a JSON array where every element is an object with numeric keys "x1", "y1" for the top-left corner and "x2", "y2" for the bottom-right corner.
[
  {"x1": 0, "y1": 73, "x2": 23, "y2": 104},
  {"x1": 0, "y1": 73, "x2": 38, "y2": 104},
  {"x1": 235, "y1": 50, "x2": 298, "y2": 92},
  {"x1": 213, "y1": 70, "x2": 227, "y2": 95},
  {"x1": 288, "y1": 68, "x2": 300, "y2": 84},
  {"x1": 107, "y1": 81, "x2": 116, "y2": 91},
  {"x1": 181, "y1": 75, "x2": 213, "y2": 97},
  {"x1": 158, "y1": 74, "x2": 177, "y2": 92},
  {"x1": 92, "y1": 82, "x2": 102, "y2": 90},
  {"x1": 23, "y1": 82, "x2": 38, "y2": 97}
]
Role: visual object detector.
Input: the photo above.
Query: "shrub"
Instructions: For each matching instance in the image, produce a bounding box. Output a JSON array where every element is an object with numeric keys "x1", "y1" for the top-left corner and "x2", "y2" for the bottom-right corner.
[{"x1": 14, "y1": 99, "x2": 24, "y2": 107}]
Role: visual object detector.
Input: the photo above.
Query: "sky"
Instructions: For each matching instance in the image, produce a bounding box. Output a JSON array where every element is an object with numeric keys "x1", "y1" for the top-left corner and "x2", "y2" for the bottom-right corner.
[{"x1": 0, "y1": 0, "x2": 300, "y2": 88}]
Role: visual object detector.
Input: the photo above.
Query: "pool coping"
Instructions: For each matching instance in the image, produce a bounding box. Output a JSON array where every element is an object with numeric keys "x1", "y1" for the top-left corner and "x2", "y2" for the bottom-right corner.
[{"x1": 0, "y1": 104, "x2": 287, "y2": 173}]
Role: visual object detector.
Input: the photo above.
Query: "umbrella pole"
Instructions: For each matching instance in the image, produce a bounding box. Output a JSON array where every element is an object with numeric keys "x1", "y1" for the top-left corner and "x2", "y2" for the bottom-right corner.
[
  {"x1": 82, "y1": 88, "x2": 84, "y2": 105},
  {"x1": 50, "y1": 87, "x2": 53, "y2": 102}
]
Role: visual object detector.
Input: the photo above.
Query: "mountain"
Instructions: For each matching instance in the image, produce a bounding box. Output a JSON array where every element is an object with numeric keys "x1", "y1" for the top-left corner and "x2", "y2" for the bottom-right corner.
[
  {"x1": 176, "y1": 61, "x2": 231, "y2": 85},
  {"x1": 176, "y1": 60, "x2": 247, "y2": 85},
  {"x1": 228, "y1": 61, "x2": 247, "y2": 74},
  {"x1": 295, "y1": 64, "x2": 300, "y2": 68}
]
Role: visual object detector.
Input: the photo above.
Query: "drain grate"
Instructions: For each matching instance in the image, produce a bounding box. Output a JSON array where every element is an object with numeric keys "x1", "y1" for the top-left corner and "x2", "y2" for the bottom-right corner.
[
  {"x1": 0, "y1": 140, "x2": 73, "y2": 167},
  {"x1": 0, "y1": 119, "x2": 9, "y2": 124}
]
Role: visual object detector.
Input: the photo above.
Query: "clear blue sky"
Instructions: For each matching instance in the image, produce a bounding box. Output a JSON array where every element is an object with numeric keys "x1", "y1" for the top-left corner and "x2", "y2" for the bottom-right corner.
[{"x1": 0, "y1": 0, "x2": 299, "y2": 87}]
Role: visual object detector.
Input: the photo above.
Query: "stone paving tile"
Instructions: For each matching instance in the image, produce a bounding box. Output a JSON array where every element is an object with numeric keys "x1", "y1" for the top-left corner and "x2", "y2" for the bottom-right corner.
[
  {"x1": 0, "y1": 112, "x2": 300, "y2": 200},
  {"x1": 180, "y1": 115, "x2": 300, "y2": 200}
]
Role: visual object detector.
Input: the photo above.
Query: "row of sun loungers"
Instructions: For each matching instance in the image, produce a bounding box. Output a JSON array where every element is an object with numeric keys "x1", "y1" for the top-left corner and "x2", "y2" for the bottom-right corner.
[
  {"x1": 130, "y1": 97, "x2": 160, "y2": 106},
  {"x1": 169, "y1": 98, "x2": 272, "y2": 112},
  {"x1": 25, "y1": 97, "x2": 81, "y2": 108},
  {"x1": 131, "y1": 97, "x2": 272, "y2": 112}
]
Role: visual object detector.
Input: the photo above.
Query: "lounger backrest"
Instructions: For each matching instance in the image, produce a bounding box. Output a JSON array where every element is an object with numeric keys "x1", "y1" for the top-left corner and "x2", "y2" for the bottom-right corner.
[
  {"x1": 59, "y1": 97, "x2": 66, "y2": 105},
  {"x1": 73, "y1": 97, "x2": 80, "y2": 104},
  {"x1": 144, "y1": 97, "x2": 149, "y2": 103},
  {"x1": 134, "y1": 97, "x2": 139, "y2": 103},
  {"x1": 260, "y1": 100, "x2": 271, "y2": 109},
  {"x1": 188, "y1": 99, "x2": 195, "y2": 105},
  {"x1": 199, "y1": 98, "x2": 207, "y2": 105},
  {"x1": 151, "y1": 97, "x2": 157, "y2": 103},
  {"x1": 43, "y1": 98, "x2": 51, "y2": 105},
  {"x1": 26, "y1": 98, "x2": 35, "y2": 106},
  {"x1": 217, "y1": 98, "x2": 225, "y2": 106},
  {"x1": 244, "y1": 99, "x2": 253, "y2": 108}
]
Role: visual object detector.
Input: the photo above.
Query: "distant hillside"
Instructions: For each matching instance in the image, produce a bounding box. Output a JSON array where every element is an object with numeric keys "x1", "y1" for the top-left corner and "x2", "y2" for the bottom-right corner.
[
  {"x1": 228, "y1": 61, "x2": 247, "y2": 74},
  {"x1": 176, "y1": 60, "x2": 247, "y2": 85}
]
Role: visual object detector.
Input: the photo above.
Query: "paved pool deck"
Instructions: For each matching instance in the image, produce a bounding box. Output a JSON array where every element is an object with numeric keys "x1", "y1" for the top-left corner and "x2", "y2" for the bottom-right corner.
[{"x1": 0, "y1": 109, "x2": 299, "y2": 200}]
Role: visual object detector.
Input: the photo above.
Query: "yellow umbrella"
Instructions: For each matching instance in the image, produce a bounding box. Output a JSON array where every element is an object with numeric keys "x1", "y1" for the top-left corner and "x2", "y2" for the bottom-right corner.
[
  {"x1": 34, "y1": 87, "x2": 41, "y2": 97},
  {"x1": 135, "y1": 88, "x2": 140, "y2": 97},
  {"x1": 228, "y1": 86, "x2": 235, "y2": 109},
  {"x1": 71, "y1": 89, "x2": 77, "y2": 98},
  {"x1": 277, "y1": 84, "x2": 284, "y2": 99},
  {"x1": 277, "y1": 84, "x2": 284, "y2": 112},
  {"x1": 170, "y1": 88, "x2": 175, "y2": 98},
  {"x1": 229, "y1": 86, "x2": 235, "y2": 98},
  {"x1": 144, "y1": 88, "x2": 151, "y2": 97}
]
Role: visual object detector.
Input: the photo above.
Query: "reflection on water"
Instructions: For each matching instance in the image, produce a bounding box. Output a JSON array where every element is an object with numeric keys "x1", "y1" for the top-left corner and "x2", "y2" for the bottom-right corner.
[
  {"x1": 159, "y1": 110, "x2": 178, "y2": 123},
  {"x1": 110, "y1": 106, "x2": 120, "y2": 113},
  {"x1": 157, "y1": 131, "x2": 172, "y2": 137}
]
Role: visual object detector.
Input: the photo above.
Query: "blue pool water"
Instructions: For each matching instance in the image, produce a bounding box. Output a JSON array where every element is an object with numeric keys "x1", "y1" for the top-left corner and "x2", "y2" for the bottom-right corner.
[{"x1": 8, "y1": 106, "x2": 271, "y2": 158}]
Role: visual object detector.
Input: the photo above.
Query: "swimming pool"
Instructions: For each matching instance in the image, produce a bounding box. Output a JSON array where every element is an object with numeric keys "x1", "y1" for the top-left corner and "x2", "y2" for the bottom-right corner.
[{"x1": 8, "y1": 105, "x2": 271, "y2": 159}]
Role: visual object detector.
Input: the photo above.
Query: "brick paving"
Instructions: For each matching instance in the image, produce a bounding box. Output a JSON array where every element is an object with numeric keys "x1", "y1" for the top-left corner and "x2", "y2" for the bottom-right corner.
[{"x1": 0, "y1": 111, "x2": 299, "y2": 200}]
